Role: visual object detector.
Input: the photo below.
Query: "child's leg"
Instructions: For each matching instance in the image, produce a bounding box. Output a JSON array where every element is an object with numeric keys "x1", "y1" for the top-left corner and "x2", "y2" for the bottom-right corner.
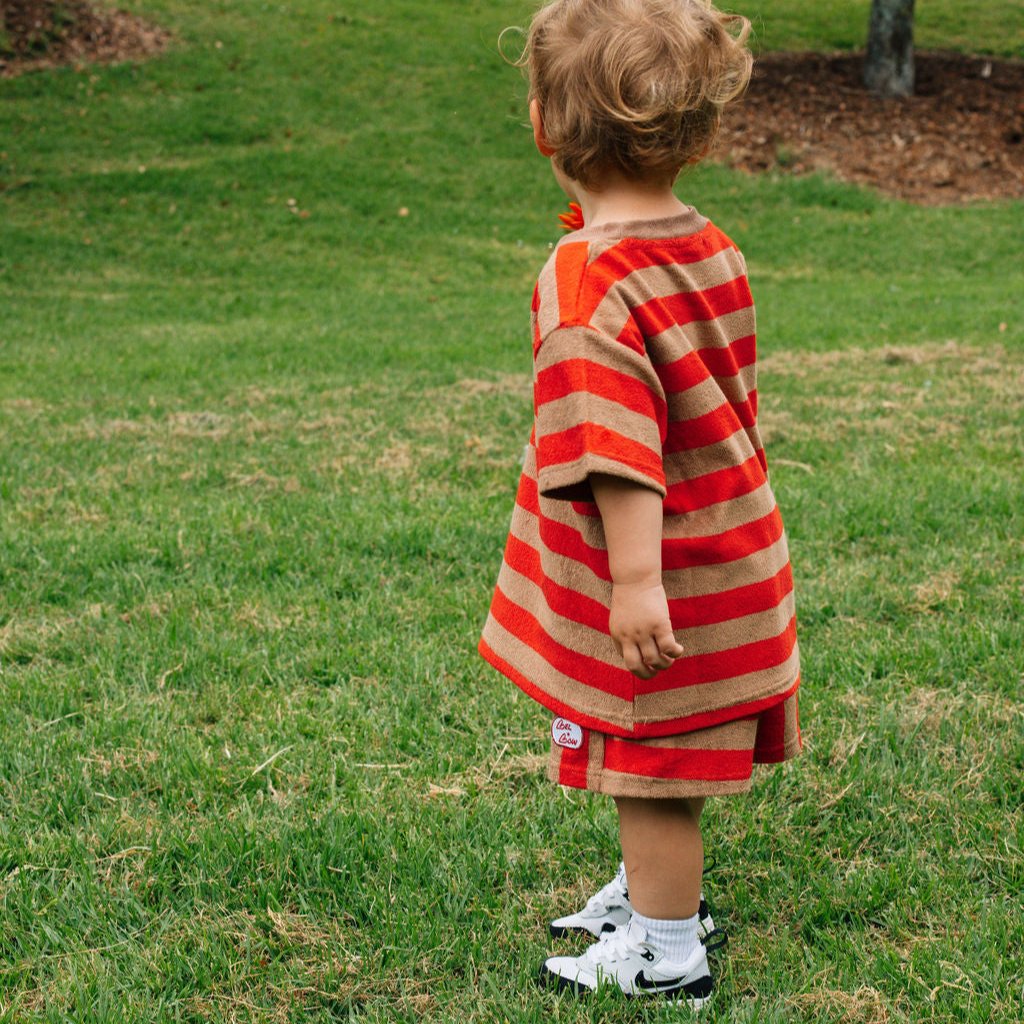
[
  {"x1": 614, "y1": 796, "x2": 705, "y2": 919},
  {"x1": 539, "y1": 795, "x2": 714, "y2": 999}
]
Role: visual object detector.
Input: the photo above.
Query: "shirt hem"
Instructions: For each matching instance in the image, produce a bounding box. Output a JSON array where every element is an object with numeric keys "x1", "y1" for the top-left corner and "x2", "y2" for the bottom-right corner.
[
  {"x1": 538, "y1": 452, "x2": 666, "y2": 502},
  {"x1": 480, "y1": 636, "x2": 800, "y2": 740}
]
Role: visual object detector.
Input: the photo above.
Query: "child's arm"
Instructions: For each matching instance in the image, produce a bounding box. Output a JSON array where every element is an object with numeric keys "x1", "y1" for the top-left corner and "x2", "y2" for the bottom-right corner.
[{"x1": 590, "y1": 474, "x2": 684, "y2": 679}]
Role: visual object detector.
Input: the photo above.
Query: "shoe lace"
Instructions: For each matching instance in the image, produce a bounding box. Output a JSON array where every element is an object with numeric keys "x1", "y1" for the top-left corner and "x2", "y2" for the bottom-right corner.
[
  {"x1": 584, "y1": 924, "x2": 641, "y2": 965},
  {"x1": 585, "y1": 876, "x2": 627, "y2": 914}
]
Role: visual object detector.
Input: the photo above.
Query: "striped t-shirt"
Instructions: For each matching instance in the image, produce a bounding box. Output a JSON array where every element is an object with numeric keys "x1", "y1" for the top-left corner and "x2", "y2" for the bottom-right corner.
[{"x1": 479, "y1": 207, "x2": 799, "y2": 738}]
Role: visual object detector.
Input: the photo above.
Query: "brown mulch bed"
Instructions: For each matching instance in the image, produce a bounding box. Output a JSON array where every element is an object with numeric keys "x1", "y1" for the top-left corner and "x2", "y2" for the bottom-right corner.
[
  {"x1": 0, "y1": 1, "x2": 170, "y2": 77},
  {"x1": 722, "y1": 51, "x2": 1024, "y2": 204}
]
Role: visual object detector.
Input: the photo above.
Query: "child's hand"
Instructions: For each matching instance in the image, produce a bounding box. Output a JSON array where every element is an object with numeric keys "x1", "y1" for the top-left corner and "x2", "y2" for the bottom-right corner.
[{"x1": 608, "y1": 580, "x2": 684, "y2": 679}]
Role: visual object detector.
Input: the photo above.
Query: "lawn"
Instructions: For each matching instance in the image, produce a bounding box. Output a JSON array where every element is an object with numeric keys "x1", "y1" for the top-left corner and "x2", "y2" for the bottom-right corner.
[{"x1": 1, "y1": 1, "x2": 1022, "y2": 1021}]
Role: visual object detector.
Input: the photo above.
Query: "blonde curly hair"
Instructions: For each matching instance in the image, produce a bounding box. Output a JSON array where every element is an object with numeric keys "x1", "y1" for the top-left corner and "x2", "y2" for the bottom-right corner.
[{"x1": 511, "y1": 0, "x2": 752, "y2": 188}]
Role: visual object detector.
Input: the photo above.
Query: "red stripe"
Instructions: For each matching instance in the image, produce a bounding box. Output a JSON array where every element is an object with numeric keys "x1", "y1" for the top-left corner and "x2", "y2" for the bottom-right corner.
[
  {"x1": 517, "y1": 472, "x2": 783, "y2": 573},
  {"x1": 696, "y1": 333, "x2": 756, "y2": 377},
  {"x1": 538, "y1": 516, "x2": 608, "y2": 580},
  {"x1": 555, "y1": 242, "x2": 591, "y2": 324},
  {"x1": 639, "y1": 617, "x2": 799, "y2": 695},
  {"x1": 668, "y1": 562, "x2": 793, "y2": 628},
  {"x1": 536, "y1": 358, "x2": 666, "y2": 422},
  {"x1": 651, "y1": 349, "x2": 712, "y2": 396},
  {"x1": 491, "y1": 573, "x2": 796, "y2": 700},
  {"x1": 480, "y1": 634, "x2": 799, "y2": 738},
  {"x1": 515, "y1": 476, "x2": 611, "y2": 580},
  {"x1": 754, "y1": 685, "x2": 801, "y2": 763},
  {"x1": 538, "y1": 424, "x2": 665, "y2": 490},
  {"x1": 657, "y1": 349, "x2": 755, "y2": 404},
  {"x1": 632, "y1": 278, "x2": 753, "y2": 340},
  {"x1": 489, "y1": 586, "x2": 635, "y2": 700},
  {"x1": 506, "y1": 527, "x2": 791, "y2": 634},
  {"x1": 598, "y1": 231, "x2": 735, "y2": 278},
  {"x1": 662, "y1": 506, "x2": 784, "y2": 570},
  {"x1": 751, "y1": 697, "x2": 787, "y2": 760},
  {"x1": 504, "y1": 532, "x2": 610, "y2": 632},
  {"x1": 480, "y1": 635, "x2": 631, "y2": 734},
  {"x1": 604, "y1": 738, "x2": 753, "y2": 781},
  {"x1": 616, "y1": 317, "x2": 645, "y2": 351},
  {"x1": 573, "y1": 230, "x2": 737, "y2": 323},
  {"x1": 664, "y1": 453, "x2": 766, "y2": 515},
  {"x1": 663, "y1": 400, "x2": 756, "y2": 454},
  {"x1": 557, "y1": 727, "x2": 591, "y2": 785},
  {"x1": 642, "y1": 679, "x2": 800, "y2": 738}
]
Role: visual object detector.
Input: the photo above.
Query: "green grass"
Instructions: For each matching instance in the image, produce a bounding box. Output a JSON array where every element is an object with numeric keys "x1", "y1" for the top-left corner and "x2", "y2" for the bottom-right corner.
[
  {"x1": 1, "y1": 1, "x2": 1022, "y2": 1021},
  {"x1": 739, "y1": 0, "x2": 1024, "y2": 56}
]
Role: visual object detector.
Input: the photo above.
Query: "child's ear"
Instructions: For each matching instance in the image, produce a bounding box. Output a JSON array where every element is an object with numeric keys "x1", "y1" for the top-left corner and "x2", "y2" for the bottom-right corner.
[{"x1": 529, "y1": 99, "x2": 557, "y2": 158}]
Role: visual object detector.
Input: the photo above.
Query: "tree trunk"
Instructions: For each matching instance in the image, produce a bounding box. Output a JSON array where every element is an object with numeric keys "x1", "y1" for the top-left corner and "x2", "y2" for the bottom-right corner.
[{"x1": 864, "y1": 0, "x2": 916, "y2": 97}]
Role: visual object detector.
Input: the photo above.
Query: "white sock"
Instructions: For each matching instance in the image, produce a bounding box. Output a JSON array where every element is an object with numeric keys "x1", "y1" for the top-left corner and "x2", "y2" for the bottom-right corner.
[{"x1": 632, "y1": 909, "x2": 701, "y2": 964}]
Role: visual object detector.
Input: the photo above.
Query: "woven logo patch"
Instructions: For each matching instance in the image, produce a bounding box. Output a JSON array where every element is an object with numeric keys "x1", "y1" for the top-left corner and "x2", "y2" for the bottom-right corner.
[{"x1": 551, "y1": 717, "x2": 583, "y2": 750}]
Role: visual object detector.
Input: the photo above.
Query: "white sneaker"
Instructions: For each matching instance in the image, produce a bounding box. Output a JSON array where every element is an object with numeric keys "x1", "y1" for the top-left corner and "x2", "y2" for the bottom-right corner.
[
  {"x1": 549, "y1": 863, "x2": 716, "y2": 939},
  {"x1": 540, "y1": 918, "x2": 716, "y2": 1007}
]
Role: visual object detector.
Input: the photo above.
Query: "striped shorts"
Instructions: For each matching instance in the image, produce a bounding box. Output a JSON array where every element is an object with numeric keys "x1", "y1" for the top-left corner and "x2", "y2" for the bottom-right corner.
[{"x1": 548, "y1": 690, "x2": 801, "y2": 798}]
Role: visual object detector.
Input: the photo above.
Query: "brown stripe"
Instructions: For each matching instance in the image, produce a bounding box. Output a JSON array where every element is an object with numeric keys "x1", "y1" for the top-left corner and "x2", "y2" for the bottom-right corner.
[
  {"x1": 586, "y1": 730, "x2": 606, "y2": 791},
  {"x1": 480, "y1": 608, "x2": 633, "y2": 728},
  {"x1": 663, "y1": 430, "x2": 759, "y2": 486},
  {"x1": 537, "y1": 453, "x2": 666, "y2": 501},
  {"x1": 505, "y1": 489, "x2": 790, "y2": 608},
  {"x1": 672, "y1": 590, "x2": 796, "y2": 657},
  {"x1": 781, "y1": 692, "x2": 802, "y2": 758},
  {"x1": 662, "y1": 482, "x2": 777, "y2": 539},
  {"x1": 660, "y1": 370, "x2": 753, "y2": 423},
  {"x1": 661, "y1": 531, "x2": 792, "y2": 598},
  {"x1": 507, "y1": 496, "x2": 607, "y2": 561},
  {"x1": 589, "y1": 769, "x2": 752, "y2": 798},
  {"x1": 537, "y1": 393, "x2": 662, "y2": 455},
  {"x1": 535, "y1": 252, "x2": 562, "y2": 341},
  {"x1": 648, "y1": 306, "x2": 757, "y2": 362},
  {"x1": 737, "y1": 365, "x2": 757, "y2": 412},
  {"x1": 589, "y1": 248, "x2": 746, "y2": 339},
  {"x1": 634, "y1": 644, "x2": 800, "y2": 724},
  {"x1": 534, "y1": 325, "x2": 662, "y2": 384},
  {"x1": 520, "y1": 446, "x2": 780, "y2": 545},
  {"x1": 492, "y1": 554, "x2": 796, "y2": 718},
  {"x1": 566, "y1": 207, "x2": 708, "y2": 244},
  {"x1": 636, "y1": 715, "x2": 756, "y2": 750},
  {"x1": 543, "y1": 686, "x2": 799, "y2": 798},
  {"x1": 496, "y1": 557, "x2": 617, "y2": 661}
]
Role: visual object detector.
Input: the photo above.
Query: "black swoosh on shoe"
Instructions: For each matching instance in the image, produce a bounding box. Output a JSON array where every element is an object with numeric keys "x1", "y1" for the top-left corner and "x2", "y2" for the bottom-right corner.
[{"x1": 634, "y1": 970, "x2": 714, "y2": 999}]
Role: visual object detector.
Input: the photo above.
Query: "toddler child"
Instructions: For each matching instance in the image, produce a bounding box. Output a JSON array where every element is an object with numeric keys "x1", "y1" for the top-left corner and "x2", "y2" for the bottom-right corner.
[{"x1": 479, "y1": 0, "x2": 802, "y2": 1008}]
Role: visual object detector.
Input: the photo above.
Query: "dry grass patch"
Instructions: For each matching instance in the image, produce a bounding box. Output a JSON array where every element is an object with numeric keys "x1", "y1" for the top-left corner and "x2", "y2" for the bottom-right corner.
[
  {"x1": 373, "y1": 440, "x2": 415, "y2": 477},
  {"x1": 760, "y1": 341, "x2": 1024, "y2": 448},
  {"x1": 898, "y1": 684, "x2": 1022, "y2": 735},
  {"x1": 233, "y1": 600, "x2": 307, "y2": 633},
  {"x1": 445, "y1": 749, "x2": 548, "y2": 793},
  {"x1": 229, "y1": 468, "x2": 302, "y2": 492},
  {"x1": 788, "y1": 984, "x2": 894, "y2": 1024},
  {"x1": 910, "y1": 570, "x2": 962, "y2": 612},
  {"x1": 0, "y1": 603, "x2": 113, "y2": 665}
]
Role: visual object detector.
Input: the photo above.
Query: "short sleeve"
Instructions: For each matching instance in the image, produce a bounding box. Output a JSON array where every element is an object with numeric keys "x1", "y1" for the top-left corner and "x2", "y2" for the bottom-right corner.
[{"x1": 534, "y1": 325, "x2": 667, "y2": 502}]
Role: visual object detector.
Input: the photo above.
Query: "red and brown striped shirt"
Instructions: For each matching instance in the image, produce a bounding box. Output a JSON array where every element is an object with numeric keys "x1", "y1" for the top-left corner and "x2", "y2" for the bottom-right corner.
[{"x1": 480, "y1": 207, "x2": 799, "y2": 738}]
